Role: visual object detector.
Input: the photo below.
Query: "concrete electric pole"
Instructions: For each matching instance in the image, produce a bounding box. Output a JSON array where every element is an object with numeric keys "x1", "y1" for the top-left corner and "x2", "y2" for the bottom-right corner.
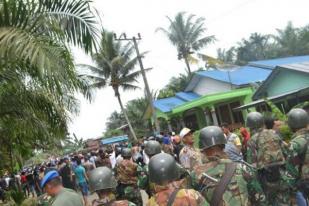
[{"x1": 114, "y1": 33, "x2": 160, "y2": 134}]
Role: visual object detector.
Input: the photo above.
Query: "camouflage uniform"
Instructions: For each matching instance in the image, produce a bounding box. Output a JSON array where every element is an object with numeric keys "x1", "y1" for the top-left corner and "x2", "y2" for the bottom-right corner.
[
  {"x1": 179, "y1": 145, "x2": 202, "y2": 171},
  {"x1": 191, "y1": 154, "x2": 250, "y2": 206},
  {"x1": 95, "y1": 155, "x2": 112, "y2": 168},
  {"x1": 115, "y1": 159, "x2": 142, "y2": 205},
  {"x1": 147, "y1": 182, "x2": 209, "y2": 206},
  {"x1": 138, "y1": 163, "x2": 191, "y2": 197},
  {"x1": 36, "y1": 193, "x2": 53, "y2": 206},
  {"x1": 92, "y1": 193, "x2": 136, "y2": 206},
  {"x1": 287, "y1": 128, "x2": 309, "y2": 198},
  {"x1": 247, "y1": 129, "x2": 292, "y2": 205}
]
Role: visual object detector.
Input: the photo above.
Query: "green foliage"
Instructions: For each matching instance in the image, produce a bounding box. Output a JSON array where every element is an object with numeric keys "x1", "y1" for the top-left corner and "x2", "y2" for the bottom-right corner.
[
  {"x1": 104, "y1": 96, "x2": 152, "y2": 138},
  {"x1": 217, "y1": 22, "x2": 309, "y2": 65},
  {"x1": 158, "y1": 73, "x2": 192, "y2": 99},
  {"x1": 9, "y1": 189, "x2": 25, "y2": 206},
  {"x1": 265, "y1": 100, "x2": 287, "y2": 121},
  {"x1": 293, "y1": 101, "x2": 309, "y2": 109},
  {"x1": 193, "y1": 130, "x2": 200, "y2": 149},
  {"x1": 81, "y1": 31, "x2": 150, "y2": 141},
  {"x1": 279, "y1": 124, "x2": 293, "y2": 142},
  {"x1": 0, "y1": 0, "x2": 98, "y2": 171},
  {"x1": 103, "y1": 129, "x2": 124, "y2": 138},
  {"x1": 157, "y1": 12, "x2": 215, "y2": 74}
]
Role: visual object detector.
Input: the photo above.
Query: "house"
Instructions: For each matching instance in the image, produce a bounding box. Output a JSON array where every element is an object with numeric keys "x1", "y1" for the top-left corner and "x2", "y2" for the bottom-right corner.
[
  {"x1": 236, "y1": 61, "x2": 309, "y2": 113},
  {"x1": 148, "y1": 55, "x2": 309, "y2": 132}
]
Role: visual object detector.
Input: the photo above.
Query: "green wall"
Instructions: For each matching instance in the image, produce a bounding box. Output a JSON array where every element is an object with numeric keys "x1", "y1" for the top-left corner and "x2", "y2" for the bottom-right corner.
[{"x1": 267, "y1": 70, "x2": 309, "y2": 97}]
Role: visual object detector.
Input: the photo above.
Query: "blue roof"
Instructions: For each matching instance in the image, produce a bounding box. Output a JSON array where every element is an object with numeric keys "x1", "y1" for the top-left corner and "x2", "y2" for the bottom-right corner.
[
  {"x1": 196, "y1": 66, "x2": 272, "y2": 85},
  {"x1": 101, "y1": 135, "x2": 128, "y2": 145},
  {"x1": 175, "y1": 92, "x2": 200, "y2": 101},
  {"x1": 154, "y1": 92, "x2": 200, "y2": 112},
  {"x1": 154, "y1": 97, "x2": 186, "y2": 112},
  {"x1": 249, "y1": 55, "x2": 309, "y2": 69}
]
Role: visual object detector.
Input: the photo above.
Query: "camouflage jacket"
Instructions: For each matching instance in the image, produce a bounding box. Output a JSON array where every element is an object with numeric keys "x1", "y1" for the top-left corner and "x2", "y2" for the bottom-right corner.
[
  {"x1": 247, "y1": 129, "x2": 285, "y2": 169},
  {"x1": 116, "y1": 159, "x2": 138, "y2": 185},
  {"x1": 191, "y1": 155, "x2": 250, "y2": 206},
  {"x1": 96, "y1": 156, "x2": 112, "y2": 168},
  {"x1": 179, "y1": 145, "x2": 202, "y2": 171},
  {"x1": 92, "y1": 193, "x2": 136, "y2": 206},
  {"x1": 288, "y1": 128, "x2": 309, "y2": 180},
  {"x1": 36, "y1": 193, "x2": 53, "y2": 206},
  {"x1": 147, "y1": 182, "x2": 209, "y2": 206},
  {"x1": 138, "y1": 164, "x2": 190, "y2": 196}
]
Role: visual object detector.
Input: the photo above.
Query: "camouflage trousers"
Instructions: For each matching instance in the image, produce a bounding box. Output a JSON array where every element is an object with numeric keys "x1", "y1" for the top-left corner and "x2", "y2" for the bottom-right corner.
[
  {"x1": 116, "y1": 183, "x2": 142, "y2": 206},
  {"x1": 258, "y1": 167, "x2": 294, "y2": 206}
]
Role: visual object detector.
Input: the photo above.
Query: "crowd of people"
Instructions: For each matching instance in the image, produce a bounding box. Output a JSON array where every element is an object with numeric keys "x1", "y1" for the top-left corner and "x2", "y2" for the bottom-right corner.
[{"x1": 1, "y1": 108, "x2": 309, "y2": 206}]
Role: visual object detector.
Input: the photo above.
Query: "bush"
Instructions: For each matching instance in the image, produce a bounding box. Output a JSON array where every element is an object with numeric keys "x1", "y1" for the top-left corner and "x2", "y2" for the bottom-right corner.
[
  {"x1": 9, "y1": 189, "x2": 25, "y2": 206},
  {"x1": 193, "y1": 130, "x2": 200, "y2": 148},
  {"x1": 279, "y1": 124, "x2": 293, "y2": 142}
]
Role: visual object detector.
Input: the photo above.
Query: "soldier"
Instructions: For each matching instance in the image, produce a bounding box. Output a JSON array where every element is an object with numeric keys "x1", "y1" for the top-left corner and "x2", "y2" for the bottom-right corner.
[
  {"x1": 191, "y1": 126, "x2": 250, "y2": 206},
  {"x1": 179, "y1": 127, "x2": 203, "y2": 171},
  {"x1": 246, "y1": 112, "x2": 290, "y2": 205},
  {"x1": 147, "y1": 153, "x2": 209, "y2": 206},
  {"x1": 40, "y1": 170, "x2": 83, "y2": 206},
  {"x1": 287, "y1": 108, "x2": 309, "y2": 204},
  {"x1": 115, "y1": 148, "x2": 142, "y2": 205},
  {"x1": 137, "y1": 140, "x2": 161, "y2": 196},
  {"x1": 89, "y1": 167, "x2": 136, "y2": 206},
  {"x1": 95, "y1": 148, "x2": 112, "y2": 168}
]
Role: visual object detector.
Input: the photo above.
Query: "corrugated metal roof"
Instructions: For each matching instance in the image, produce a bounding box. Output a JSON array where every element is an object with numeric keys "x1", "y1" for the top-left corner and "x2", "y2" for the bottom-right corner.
[
  {"x1": 196, "y1": 66, "x2": 272, "y2": 86},
  {"x1": 249, "y1": 55, "x2": 309, "y2": 69},
  {"x1": 235, "y1": 86, "x2": 309, "y2": 111},
  {"x1": 279, "y1": 62, "x2": 309, "y2": 73},
  {"x1": 154, "y1": 97, "x2": 186, "y2": 112},
  {"x1": 175, "y1": 92, "x2": 200, "y2": 101},
  {"x1": 101, "y1": 135, "x2": 128, "y2": 145},
  {"x1": 154, "y1": 92, "x2": 200, "y2": 112}
]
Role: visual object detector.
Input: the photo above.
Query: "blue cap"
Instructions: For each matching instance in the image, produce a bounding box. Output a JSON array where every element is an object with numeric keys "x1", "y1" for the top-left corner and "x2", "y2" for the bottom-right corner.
[{"x1": 41, "y1": 170, "x2": 59, "y2": 188}]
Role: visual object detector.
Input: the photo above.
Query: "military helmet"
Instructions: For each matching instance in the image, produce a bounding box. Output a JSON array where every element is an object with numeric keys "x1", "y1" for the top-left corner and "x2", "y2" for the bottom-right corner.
[
  {"x1": 199, "y1": 126, "x2": 226, "y2": 150},
  {"x1": 148, "y1": 153, "x2": 179, "y2": 185},
  {"x1": 144, "y1": 140, "x2": 161, "y2": 156},
  {"x1": 89, "y1": 167, "x2": 117, "y2": 192},
  {"x1": 246, "y1": 112, "x2": 264, "y2": 129},
  {"x1": 288, "y1": 108, "x2": 309, "y2": 130},
  {"x1": 121, "y1": 148, "x2": 132, "y2": 158}
]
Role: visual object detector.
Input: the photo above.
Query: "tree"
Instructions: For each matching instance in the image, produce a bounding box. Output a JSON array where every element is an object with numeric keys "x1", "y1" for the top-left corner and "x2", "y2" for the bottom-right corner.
[
  {"x1": 217, "y1": 22, "x2": 309, "y2": 65},
  {"x1": 156, "y1": 12, "x2": 215, "y2": 74},
  {"x1": 82, "y1": 31, "x2": 149, "y2": 142},
  {"x1": 158, "y1": 73, "x2": 192, "y2": 99},
  {"x1": 217, "y1": 47, "x2": 236, "y2": 64},
  {"x1": 235, "y1": 33, "x2": 277, "y2": 65},
  {"x1": 0, "y1": 0, "x2": 98, "y2": 170},
  {"x1": 274, "y1": 22, "x2": 309, "y2": 56},
  {"x1": 104, "y1": 96, "x2": 153, "y2": 138}
]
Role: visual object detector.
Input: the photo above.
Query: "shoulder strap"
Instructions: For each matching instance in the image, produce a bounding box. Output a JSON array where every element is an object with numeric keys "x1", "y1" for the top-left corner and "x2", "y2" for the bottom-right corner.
[
  {"x1": 167, "y1": 188, "x2": 181, "y2": 206},
  {"x1": 210, "y1": 163, "x2": 237, "y2": 206}
]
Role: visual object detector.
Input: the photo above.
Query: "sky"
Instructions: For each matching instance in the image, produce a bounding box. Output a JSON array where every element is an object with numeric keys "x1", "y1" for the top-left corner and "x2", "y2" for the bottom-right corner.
[{"x1": 69, "y1": 0, "x2": 309, "y2": 139}]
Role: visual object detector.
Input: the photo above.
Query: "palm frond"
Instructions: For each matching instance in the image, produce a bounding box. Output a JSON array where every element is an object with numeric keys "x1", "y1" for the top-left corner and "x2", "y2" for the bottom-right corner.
[
  {"x1": 40, "y1": 0, "x2": 99, "y2": 53},
  {"x1": 121, "y1": 83, "x2": 140, "y2": 91},
  {"x1": 192, "y1": 35, "x2": 216, "y2": 50}
]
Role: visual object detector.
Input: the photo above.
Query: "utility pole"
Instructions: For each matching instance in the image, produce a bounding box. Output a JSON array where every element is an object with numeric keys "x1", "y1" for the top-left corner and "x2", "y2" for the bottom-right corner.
[{"x1": 114, "y1": 33, "x2": 160, "y2": 134}]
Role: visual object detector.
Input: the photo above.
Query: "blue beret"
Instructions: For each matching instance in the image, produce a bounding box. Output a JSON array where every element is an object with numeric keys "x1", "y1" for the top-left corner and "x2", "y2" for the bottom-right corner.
[{"x1": 41, "y1": 170, "x2": 59, "y2": 188}]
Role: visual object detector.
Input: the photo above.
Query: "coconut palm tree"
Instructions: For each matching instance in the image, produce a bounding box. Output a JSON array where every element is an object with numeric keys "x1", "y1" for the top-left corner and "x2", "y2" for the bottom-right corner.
[
  {"x1": 0, "y1": 0, "x2": 99, "y2": 170},
  {"x1": 156, "y1": 12, "x2": 215, "y2": 74},
  {"x1": 81, "y1": 31, "x2": 148, "y2": 141}
]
